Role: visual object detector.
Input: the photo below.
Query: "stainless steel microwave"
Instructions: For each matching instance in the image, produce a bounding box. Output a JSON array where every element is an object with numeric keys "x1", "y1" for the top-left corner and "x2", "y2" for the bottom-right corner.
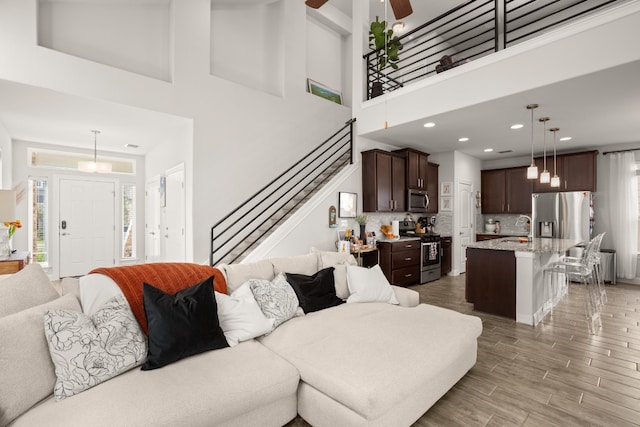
[{"x1": 407, "y1": 189, "x2": 430, "y2": 212}]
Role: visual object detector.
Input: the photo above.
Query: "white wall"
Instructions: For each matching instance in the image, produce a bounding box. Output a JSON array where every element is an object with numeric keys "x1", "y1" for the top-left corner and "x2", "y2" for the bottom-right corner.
[
  {"x1": 0, "y1": 0, "x2": 352, "y2": 265},
  {"x1": 0, "y1": 120, "x2": 11, "y2": 188}
]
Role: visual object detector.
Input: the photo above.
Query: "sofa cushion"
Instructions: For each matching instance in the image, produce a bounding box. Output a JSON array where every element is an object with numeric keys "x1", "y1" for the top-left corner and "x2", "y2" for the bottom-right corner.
[
  {"x1": 312, "y1": 248, "x2": 358, "y2": 299},
  {"x1": 222, "y1": 259, "x2": 275, "y2": 294},
  {"x1": 142, "y1": 276, "x2": 228, "y2": 370},
  {"x1": 44, "y1": 295, "x2": 147, "y2": 400},
  {"x1": 286, "y1": 267, "x2": 344, "y2": 313},
  {"x1": 0, "y1": 293, "x2": 80, "y2": 427},
  {"x1": 271, "y1": 253, "x2": 318, "y2": 276},
  {"x1": 346, "y1": 265, "x2": 399, "y2": 305},
  {"x1": 249, "y1": 273, "x2": 299, "y2": 328},
  {"x1": 259, "y1": 302, "x2": 482, "y2": 421},
  {"x1": 0, "y1": 263, "x2": 59, "y2": 318},
  {"x1": 215, "y1": 283, "x2": 274, "y2": 346},
  {"x1": 10, "y1": 340, "x2": 300, "y2": 427}
]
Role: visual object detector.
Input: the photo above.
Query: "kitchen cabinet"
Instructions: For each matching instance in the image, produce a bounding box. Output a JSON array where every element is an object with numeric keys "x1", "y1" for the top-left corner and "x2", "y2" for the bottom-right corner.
[
  {"x1": 362, "y1": 150, "x2": 406, "y2": 212},
  {"x1": 377, "y1": 239, "x2": 421, "y2": 286},
  {"x1": 481, "y1": 167, "x2": 532, "y2": 214},
  {"x1": 393, "y1": 148, "x2": 430, "y2": 190},
  {"x1": 465, "y1": 247, "x2": 516, "y2": 319},
  {"x1": 426, "y1": 162, "x2": 439, "y2": 213},
  {"x1": 440, "y1": 236, "x2": 452, "y2": 276},
  {"x1": 533, "y1": 150, "x2": 597, "y2": 193}
]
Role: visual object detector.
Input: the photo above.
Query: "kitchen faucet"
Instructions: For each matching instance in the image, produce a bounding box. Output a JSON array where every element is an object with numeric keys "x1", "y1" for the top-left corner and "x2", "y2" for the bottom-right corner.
[{"x1": 517, "y1": 215, "x2": 533, "y2": 240}]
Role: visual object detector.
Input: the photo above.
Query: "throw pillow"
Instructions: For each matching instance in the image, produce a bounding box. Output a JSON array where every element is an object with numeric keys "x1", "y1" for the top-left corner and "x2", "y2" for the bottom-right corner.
[
  {"x1": 0, "y1": 263, "x2": 60, "y2": 318},
  {"x1": 271, "y1": 253, "x2": 318, "y2": 276},
  {"x1": 311, "y1": 248, "x2": 358, "y2": 299},
  {"x1": 248, "y1": 273, "x2": 299, "y2": 328},
  {"x1": 221, "y1": 259, "x2": 274, "y2": 294},
  {"x1": 0, "y1": 293, "x2": 80, "y2": 426},
  {"x1": 286, "y1": 267, "x2": 344, "y2": 313},
  {"x1": 43, "y1": 295, "x2": 147, "y2": 400},
  {"x1": 215, "y1": 283, "x2": 274, "y2": 346},
  {"x1": 79, "y1": 273, "x2": 124, "y2": 316},
  {"x1": 142, "y1": 276, "x2": 228, "y2": 370},
  {"x1": 346, "y1": 265, "x2": 400, "y2": 305}
]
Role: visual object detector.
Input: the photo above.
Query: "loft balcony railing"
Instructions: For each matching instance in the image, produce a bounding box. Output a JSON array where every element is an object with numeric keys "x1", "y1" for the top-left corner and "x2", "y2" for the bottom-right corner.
[{"x1": 364, "y1": 0, "x2": 621, "y2": 100}]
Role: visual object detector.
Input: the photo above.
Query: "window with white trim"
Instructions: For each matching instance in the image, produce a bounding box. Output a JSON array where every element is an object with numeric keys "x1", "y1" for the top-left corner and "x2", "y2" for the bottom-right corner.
[
  {"x1": 122, "y1": 184, "x2": 136, "y2": 259},
  {"x1": 28, "y1": 178, "x2": 49, "y2": 267}
]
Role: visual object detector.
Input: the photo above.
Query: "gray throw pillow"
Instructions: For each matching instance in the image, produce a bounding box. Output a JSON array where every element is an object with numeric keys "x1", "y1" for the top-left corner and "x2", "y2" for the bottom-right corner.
[
  {"x1": 249, "y1": 273, "x2": 299, "y2": 328},
  {"x1": 0, "y1": 263, "x2": 59, "y2": 318},
  {"x1": 0, "y1": 293, "x2": 81, "y2": 426},
  {"x1": 44, "y1": 295, "x2": 147, "y2": 400}
]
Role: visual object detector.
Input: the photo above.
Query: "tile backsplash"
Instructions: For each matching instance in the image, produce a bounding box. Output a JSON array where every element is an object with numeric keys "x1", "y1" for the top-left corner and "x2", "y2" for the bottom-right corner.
[
  {"x1": 477, "y1": 213, "x2": 530, "y2": 235},
  {"x1": 349, "y1": 212, "x2": 453, "y2": 237}
]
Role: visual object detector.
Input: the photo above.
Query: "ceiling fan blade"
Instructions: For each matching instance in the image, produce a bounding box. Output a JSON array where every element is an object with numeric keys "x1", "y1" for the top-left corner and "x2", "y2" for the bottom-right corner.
[
  {"x1": 305, "y1": 0, "x2": 329, "y2": 9},
  {"x1": 389, "y1": 0, "x2": 413, "y2": 20}
]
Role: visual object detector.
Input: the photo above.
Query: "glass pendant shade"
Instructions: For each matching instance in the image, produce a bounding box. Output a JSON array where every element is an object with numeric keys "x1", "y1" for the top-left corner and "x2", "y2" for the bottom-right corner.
[
  {"x1": 540, "y1": 170, "x2": 551, "y2": 184},
  {"x1": 526, "y1": 104, "x2": 539, "y2": 180},
  {"x1": 549, "y1": 127, "x2": 560, "y2": 189},
  {"x1": 78, "y1": 130, "x2": 112, "y2": 173},
  {"x1": 550, "y1": 175, "x2": 560, "y2": 187}
]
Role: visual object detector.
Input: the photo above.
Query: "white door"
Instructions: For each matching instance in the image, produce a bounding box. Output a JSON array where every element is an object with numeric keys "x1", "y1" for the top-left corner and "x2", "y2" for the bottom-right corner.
[
  {"x1": 145, "y1": 177, "x2": 162, "y2": 263},
  {"x1": 162, "y1": 165, "x2": 185, "y2": 262},
  {"x1": 59, "y1": 179, "x2": 115, "y2": 277},
  {"x1": 458, "y1": 181, "x2": 474, "y2": 274}
]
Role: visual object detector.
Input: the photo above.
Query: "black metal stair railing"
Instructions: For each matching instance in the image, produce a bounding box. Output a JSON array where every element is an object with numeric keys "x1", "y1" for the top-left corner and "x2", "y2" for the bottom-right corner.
[
  {"x1": 210, "y1": 118, "x2": 356, "y2": 266},
  {"x1": 364, "y1": 0, "x2": 623, "y2": 100}
]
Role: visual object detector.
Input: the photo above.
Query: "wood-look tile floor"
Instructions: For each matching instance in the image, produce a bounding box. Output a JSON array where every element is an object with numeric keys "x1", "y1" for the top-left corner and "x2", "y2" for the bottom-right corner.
[{"x1": 287, "y1": 275, "x2": 640, "y2": 427}]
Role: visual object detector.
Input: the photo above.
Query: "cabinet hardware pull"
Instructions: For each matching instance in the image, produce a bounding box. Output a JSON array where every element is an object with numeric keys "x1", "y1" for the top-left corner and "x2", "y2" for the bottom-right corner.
[
  {"x1": 404, "y1": 257, "x2": 412, "y2": 261},
  {"x1": 405, "y1": 274, "x2": 412, "y2": 277}
]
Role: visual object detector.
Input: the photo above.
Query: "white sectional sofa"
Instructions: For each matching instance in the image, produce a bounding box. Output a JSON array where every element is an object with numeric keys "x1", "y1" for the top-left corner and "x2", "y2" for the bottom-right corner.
[{"x1": 1, "y1": 251, "x2": 482, "y2": 427}]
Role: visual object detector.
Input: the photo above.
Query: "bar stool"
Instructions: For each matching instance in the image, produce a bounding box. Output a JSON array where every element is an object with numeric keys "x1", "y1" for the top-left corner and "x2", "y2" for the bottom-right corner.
[{"x1": 543, "y1": 233, "x2": 605, "y2": 334}]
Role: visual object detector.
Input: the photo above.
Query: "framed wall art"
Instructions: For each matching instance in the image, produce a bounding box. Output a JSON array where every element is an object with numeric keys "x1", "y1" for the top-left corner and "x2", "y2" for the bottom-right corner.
[
  {"x1": 440, "y1": 182, "x2": 452, "y2": 196},
  {"x1": 339, "y1": 192, "x2": 357, "y2": 218},
  {"x1": 307, "y1": 79, "x2": 343, "y2": 105},
  {"x1": 440, "y1": 197, "x2": 452, "y2": 211}
]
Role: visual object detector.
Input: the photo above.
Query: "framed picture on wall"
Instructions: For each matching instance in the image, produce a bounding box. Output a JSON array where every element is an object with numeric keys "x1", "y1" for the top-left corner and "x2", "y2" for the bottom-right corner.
[
  {"x1": 440, "y1": 182, "x2": 452, "y2": 196},
  {"x1": 441, "y1": 197, "x2": 452, "y2": 211},
  {"x1": 307, "y1": 79, "x2": 343, "y2": 105},
  {"x1": 339, "y1": 192, "x2": 357, "y2": 218}
]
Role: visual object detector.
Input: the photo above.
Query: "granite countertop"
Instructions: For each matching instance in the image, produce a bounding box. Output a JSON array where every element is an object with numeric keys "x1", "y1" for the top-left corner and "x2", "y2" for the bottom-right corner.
[
  {"x1": 477, "y1": 232, "x2": 529, "y2": 237},
  {"x1": 466, "y1": 237, "x2": 584, "y2": 254},
  {"x1": 377, "y1": 236, "x2": 421, "y2": 243}
]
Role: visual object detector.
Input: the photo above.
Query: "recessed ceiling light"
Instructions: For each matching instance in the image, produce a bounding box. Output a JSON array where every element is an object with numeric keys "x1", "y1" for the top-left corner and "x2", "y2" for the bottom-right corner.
[
  {"x1": 458, "y1": 137, "x2": 469, "y2": 142},
  {"x1": 484, "y1": 148, "x2": 493, "y2": 152},
  {"x1": 559, "y1": 136, "x2": 572, "y2": 141},
  {"x1": 423, "y1": 122, "x2": 435, "y2": 128},
  {"x1": 510, "y1": 123, "x2": 524, "y2": 129},
  {"x1": 124, "y1": 143, "x2": 139, "y2": 148}
]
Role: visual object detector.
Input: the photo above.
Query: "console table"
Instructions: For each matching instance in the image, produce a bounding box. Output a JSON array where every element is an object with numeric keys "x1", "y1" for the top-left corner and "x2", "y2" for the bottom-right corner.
[{"x1": 0, "y1": 251, "x2": 30, "y2": 275}]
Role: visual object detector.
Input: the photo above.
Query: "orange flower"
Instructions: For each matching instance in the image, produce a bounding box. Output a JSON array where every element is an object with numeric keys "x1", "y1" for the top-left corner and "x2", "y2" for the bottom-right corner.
[{"x1": 4, "y1": 220, "x2": 21, "y2": 238}]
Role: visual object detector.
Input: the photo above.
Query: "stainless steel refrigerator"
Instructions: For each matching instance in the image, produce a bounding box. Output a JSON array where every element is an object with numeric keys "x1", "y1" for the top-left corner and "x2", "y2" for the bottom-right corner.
[{"x1": 531, "y1": 191, "x2": 592, "y2": 241}]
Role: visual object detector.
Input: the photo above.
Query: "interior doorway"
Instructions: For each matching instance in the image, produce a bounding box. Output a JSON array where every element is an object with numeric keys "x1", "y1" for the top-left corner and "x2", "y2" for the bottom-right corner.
[
  {"x1": 457, "y1": 180, "x2": 474, "y2": 274},
  {"x1": 59, "y1": 178, "x2": 115, "y2": 277},
  {"x1": 145, "y1": 176, "x2": 162, "y2": 263},
  {"x1": 161, "y1": 164, "x2": 185, "y2": 262}
]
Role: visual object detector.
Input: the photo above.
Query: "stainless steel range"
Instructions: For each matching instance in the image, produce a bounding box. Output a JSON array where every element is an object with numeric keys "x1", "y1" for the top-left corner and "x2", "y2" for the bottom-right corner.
[{"x1": 398, "y1": 219, "x2": 441, "y2": 284}]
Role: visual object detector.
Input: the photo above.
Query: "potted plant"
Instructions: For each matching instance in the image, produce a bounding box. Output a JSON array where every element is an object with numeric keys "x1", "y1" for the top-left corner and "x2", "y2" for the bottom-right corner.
[
  {"x1": 356, "y1": 214, "x2": 368, "y2": 242},
  {"x1": 368, "y1": 16, "x2": 402, "y2": 98}
]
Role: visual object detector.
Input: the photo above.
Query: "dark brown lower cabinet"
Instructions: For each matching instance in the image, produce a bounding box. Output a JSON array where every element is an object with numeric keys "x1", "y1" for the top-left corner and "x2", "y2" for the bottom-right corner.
[
  {"x1": 440, "y1": 237, "x2": 452, "y2": 276},
  {"x1": 465, "y1": 248, "x2": 516, "y2": 319},
  {"x1": 378, "y1": 240, "x2": 421, "y2": 286}
]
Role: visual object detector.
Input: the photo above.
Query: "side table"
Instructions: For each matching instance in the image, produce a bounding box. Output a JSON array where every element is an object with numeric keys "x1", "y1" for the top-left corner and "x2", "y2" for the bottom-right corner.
[
  {"x1": 0, "y1": 251, "x2": 30, "y2": 275},
  {"x1": 351, "y1": 247, "x2": 379, "y2": 268}
]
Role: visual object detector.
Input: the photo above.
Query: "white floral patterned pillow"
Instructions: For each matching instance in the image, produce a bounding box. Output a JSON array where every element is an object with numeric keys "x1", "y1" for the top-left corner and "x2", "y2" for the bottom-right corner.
[
  {"x1": 248, "y1": 273, "x2": 299, "y2": 328},
  {"x1": 43, "y1": 295, "x2": 147, "y2": 400}
]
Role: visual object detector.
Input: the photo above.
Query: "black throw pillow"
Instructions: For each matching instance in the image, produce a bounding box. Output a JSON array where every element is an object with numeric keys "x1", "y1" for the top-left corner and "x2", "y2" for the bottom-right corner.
[
  {"x1": 141, "y1": 276, "x2": 228, "y2": 370},
  {"x1": 286, "y1": 267, "x2": 344, "y2": 313}
]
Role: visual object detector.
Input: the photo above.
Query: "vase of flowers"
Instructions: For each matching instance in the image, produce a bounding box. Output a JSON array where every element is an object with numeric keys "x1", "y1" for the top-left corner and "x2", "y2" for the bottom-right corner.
[
  {"x1": 356, "y1": 214, "x2": 368, "y2": 242},
  {"x1": 3, "y1": 219, "x2": 21, "y2": 254}
]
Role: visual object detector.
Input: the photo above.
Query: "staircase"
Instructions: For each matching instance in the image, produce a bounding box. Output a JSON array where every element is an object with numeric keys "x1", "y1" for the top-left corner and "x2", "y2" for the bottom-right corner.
[{"x1": 210, "y1": 119, "x2": 356, "y2": 266}]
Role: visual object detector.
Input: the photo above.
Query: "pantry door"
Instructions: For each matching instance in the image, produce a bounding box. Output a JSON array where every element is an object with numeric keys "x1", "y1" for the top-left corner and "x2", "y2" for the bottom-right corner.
[
  {"x1": 59, "y1": 179, "x2": 115, "y2": 277},
  {"x1": 458, "y1": 181, "x2": 474, "y2": 274}
]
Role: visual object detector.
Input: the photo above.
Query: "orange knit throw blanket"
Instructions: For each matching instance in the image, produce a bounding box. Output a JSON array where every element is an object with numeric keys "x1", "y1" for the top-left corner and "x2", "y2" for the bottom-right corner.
[{"x1": 90, "y1": 263, "x2": 227, "y2": 334}]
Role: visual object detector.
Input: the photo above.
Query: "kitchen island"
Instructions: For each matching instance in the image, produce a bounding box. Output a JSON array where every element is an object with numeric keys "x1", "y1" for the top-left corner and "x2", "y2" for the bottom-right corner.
[{"x1": 465, "y1": 237, "x2": 583, "y2": 326}]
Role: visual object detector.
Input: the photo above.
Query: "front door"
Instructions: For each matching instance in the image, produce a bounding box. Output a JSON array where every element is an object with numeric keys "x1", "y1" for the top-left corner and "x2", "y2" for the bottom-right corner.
[
  {"x1": 59, "y1": 179, "x2": 115, "y2": 277},
  {"x1": 458, "y1": 181, "x2": 474, "y2": 274}
]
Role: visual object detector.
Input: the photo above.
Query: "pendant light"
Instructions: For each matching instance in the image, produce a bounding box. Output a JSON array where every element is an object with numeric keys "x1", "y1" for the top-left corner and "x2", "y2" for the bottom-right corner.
[
  {"x1": 526, "y1": 104, "x2": 539, "y2": 179},
  {"x1": 539, "y1": 117, "x2": 550, "y2": 184},
  {"x1": 549, "y1": 127, "x2": 561, "y2": 188},
  {"x1": 78, "y1": 130, "x2": 112, "y2": 173}
]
